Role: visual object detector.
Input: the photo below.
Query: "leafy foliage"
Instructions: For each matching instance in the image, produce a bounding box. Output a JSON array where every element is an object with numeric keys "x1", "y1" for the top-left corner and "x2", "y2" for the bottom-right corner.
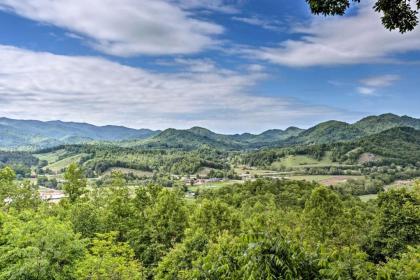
[
  {"x1": 75, "y1": 232, "x2": 143, "y2": 280},
  {"x1": 306, "y1": 0, "x2": 420, "y2": 33},
  {"x1": 0, "y1": 158, "x2": 419, "y2": 279}
]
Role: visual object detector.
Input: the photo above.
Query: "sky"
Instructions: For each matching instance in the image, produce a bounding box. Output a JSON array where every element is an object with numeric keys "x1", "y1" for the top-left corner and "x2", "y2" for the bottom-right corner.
[{"x1": 0, "y1": 0, "x2": 419, "y2": 133}]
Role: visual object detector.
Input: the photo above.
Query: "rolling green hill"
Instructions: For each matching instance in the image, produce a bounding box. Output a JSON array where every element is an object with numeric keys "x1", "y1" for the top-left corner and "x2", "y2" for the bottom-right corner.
[
  {"x1": 0, "y1": 117, "x2": 159, "y2": 150},
  {"x1": 1, "y1": 114, "x2": 419, "y2": 150},
  {"x1": 133, "y1": 126, "x2": 305, "y2": 150},
  {"x1": 353, "y1": 126, "x2": 420, "y2": 164},
  {"x1": 243, "y1": 126, "x2": 420, "y2": 168},
  {"x1": 286, "y1": 113, "x2": 420, "y2": 145},
  {"x1": 354, "y1": 113, "x2": 420, "y2": 134}
]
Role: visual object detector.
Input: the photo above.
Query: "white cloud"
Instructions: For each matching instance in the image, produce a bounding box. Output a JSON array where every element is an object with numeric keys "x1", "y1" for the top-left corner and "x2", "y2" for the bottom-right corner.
[
  {"x1": 0, "y1": 0, "x2": 224, "y2": 56},
  {"x1": 0, "y1": 45, "x2": 353, "y2": 133},
  {"x1": 357, "y1": 87, "x2": 377, "y2": 96},
  {"x1": 232, "y1": 16, "x2": 285, "y2": 31},
  {"x1": 173, "y1": 58, "x2": 218, "y2": 73},
  {"x1": 356, "y1": 74, "x2": 400, "y2": 96},
  {"x1": 360, "y1": 74, "x2": 400, "y2": 87},
  {"x1": 254, "y1": 1, "x2": 420, "y2": 67},
  {"x1": 172, "y1": 0, "x2": 239, "y2": 13}
]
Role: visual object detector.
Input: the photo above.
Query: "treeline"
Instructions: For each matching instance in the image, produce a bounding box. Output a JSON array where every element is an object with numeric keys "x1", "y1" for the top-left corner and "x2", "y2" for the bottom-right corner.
[
  {"x1": 0, "y1": 164, "x2": 418, "y2": 279},
  {"x1": 243, "y1": 127, "x2": 420, "y2": 168},
  {"x1": 0, "y1": 151, "x2": 39, "y2": 177},
  {"x1": 38, "y1": 145, "x2": 231, "y2": 176}
]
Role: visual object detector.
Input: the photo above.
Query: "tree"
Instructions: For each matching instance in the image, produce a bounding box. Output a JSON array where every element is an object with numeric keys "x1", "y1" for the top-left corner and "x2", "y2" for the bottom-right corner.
[
  {"x1": 102, "y1": 172, "x2": 136, "y2": 241},
  {"x1": 0, "y1": 166, "x2": 16, "y2": 206},
  {"x1": 306, "y1": 0, "x2": 420, "y2": 33},
  {"x1": 129, "y1": 187, "x2": 188, "y2": 272},
  {"x1": 155, "y1": 229, "x2": 209, "y2": 280},
  {"x1": 303, "y1": 186, "x2": 344, "y2": 242},
  {"x1": 189, "y1": 199, "x2": 240, "y2": 238},
  {"x1": 318, "y1": 246, "x2": 376, "y2": 279},
  {"x1": 7, "y1": 180, "x2": 41, "y2": 211},
  {"x1": 63, "y1": 163, "x2": 87, "y2": 203},
  {"x1": 0, "y1": 211, "x2": 86, "y2": 280},
  {"x1": 366, "y1": 189, "x2": 420, "y2": 262},
  {"x1": 376, "y1": 246, "x2": 420, "y2": 280},
  {"x1": 75, "y1": 232, "x2": 144, "y2": 280}
]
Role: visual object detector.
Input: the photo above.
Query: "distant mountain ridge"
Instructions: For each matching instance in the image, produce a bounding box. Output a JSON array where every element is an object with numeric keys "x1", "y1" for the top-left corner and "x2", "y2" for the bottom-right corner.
[
  {"x1": 0, "y1": 117, "x2": 159, "y2": 149},
  {"x1": 285, "y1": 113, "x2": 420, "y2": 146},
  {"x1": 0, "y1": 113, "x2": 419, "y2": 150},
  {"x1": 133, "y1": 126, "x2": 304, "y2": 150}
]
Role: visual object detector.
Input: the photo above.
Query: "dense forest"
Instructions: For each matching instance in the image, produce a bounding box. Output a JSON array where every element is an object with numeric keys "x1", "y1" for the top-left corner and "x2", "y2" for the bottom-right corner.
[
  {"x1": 0, "y1": 165, "x2": 418, "y2": 279},
  {"x1": 0, "y1": 114, "x2": 419, "y2": 279}
]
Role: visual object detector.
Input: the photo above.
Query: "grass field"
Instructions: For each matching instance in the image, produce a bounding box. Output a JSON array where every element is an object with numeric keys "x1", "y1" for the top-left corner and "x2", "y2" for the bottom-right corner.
[
  {"x1": 358, "y1": 178, "x2": 418, "y2": 202},
  {"x1": 358, "y1": 194, "x2": 378, "y2": 202},
  {"x1": 385, "y1": 178, "x2": 418, "y2": 191},
  {"x1": 102, "y1": 167, "x2": 154, "y2": 178},
  {"x1": 34, "y1": 149, "x2": 68, "y2": 164},
  {"x1": 270, "y1": 153, "x2": 341, "y2": 169},
  {"x1": 285, "y1": 175, "x2": 364, "y2": 186},
  {"x1": 45, "y1": 153, "x2": 86, "y2": 173},
  {"x1": 188, "y1": 180, "x2": 242, "y2": 192}
]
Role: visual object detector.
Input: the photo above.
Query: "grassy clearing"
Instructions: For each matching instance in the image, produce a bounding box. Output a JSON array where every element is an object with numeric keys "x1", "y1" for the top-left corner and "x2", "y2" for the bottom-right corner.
[
  {"x1": 234, "y1": 166, "x2": 292, "y2": 177},
  {"x1": 46, "y1": 153, "x2": 86, "y2": 173},
  {"x1": 384, "y1": 178, "x2": 418, "y2": 191},
  {"x1": 284, "y1": 175, "x2": 364, "y2": 186},
  {"x1": 102, "y1": 167, "x2": 154, "y2": 178},
  {"x1": 358, "y1": 194, "x2": 378, "y2": 202},
  {"x1": 188, "y1": 180, "x2": 242, "y2": 192},
  {"x1": 270, "y1": 153, "x2": 340, "y2": 169},
  {"x1": 34, "y1": 149, "x2": 68, "y2": 164}
]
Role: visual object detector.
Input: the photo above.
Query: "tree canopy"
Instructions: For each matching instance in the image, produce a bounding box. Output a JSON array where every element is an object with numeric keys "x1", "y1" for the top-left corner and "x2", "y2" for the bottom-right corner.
[{"x1": 306, "y1": 0, "x2": 420, "y2": 33}]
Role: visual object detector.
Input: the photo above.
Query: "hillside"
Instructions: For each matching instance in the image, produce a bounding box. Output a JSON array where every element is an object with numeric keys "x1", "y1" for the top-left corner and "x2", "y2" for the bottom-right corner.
[
  {"x1": 134, "y1": 126, "x2": 304, "y2": 150},
  {"x1": 0, "y1": 118, "x2": 159, "y2": 149},
  {"x1": 354, "y1": 113, "x2": 420, "y2": 134},
  {"x1": 288, "y1": 121, "x2": 363, "y2": 145},
  {"x1": 355, "y1": 126, "x2": 420, "y2": 163},
  {"x1": 1, "y1": 114, "x2": 419, "y2": 150},
  {"x1": 287, "y1": 113, "x2": 420, "y2": 145},
  {"x1": 137, "y1": 128, "x2": 244, "y2": 150}
]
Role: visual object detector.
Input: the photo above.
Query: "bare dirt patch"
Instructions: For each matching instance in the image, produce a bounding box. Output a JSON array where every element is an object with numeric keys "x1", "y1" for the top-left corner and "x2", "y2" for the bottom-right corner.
[{"x1": 358, "y1": 153, "x2": 380, "y2": 164}]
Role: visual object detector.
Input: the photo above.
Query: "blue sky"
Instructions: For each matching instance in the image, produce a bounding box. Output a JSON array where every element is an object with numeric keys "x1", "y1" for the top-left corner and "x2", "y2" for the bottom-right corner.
[{"x1": 0, "y1": 0, "x2": 419, "y2": 133}]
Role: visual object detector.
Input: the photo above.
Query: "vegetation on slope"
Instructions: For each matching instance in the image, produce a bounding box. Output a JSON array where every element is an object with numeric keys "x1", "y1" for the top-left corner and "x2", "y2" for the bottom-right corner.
[{"x1": 0, "y1": 165, "x2": 418, "y2": 279}]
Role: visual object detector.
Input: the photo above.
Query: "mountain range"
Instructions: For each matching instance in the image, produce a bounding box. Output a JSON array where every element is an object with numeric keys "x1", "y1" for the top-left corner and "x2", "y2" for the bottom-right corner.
[
  {"x1": 0, "y1": 117, "x2": 158, "y2": 149},
  {"x1": 0, "y1": 113, "x2": 419, "y2": 150}
]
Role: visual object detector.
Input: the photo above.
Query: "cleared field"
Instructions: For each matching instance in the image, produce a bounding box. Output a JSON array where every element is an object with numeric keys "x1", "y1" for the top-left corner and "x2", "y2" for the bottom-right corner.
[
  {"x1": 234, "y1": 166, "x2": 292, "y2": 177},
  {"x1": 188, "y1": 180, "x2": 242, "y2": 192},
  {"x1": 358, "y1": 194, "x2": 378, "y2": 202},
  {"x1": 34, "y1": 149, "x2": 68, "y2": 164},
  {"x1": 102, "y1": 167, "x2": 153, "y2": 177},
  {"x1": 358, "y1": 178, "x2": 418, "y2": 202},
  {"x1": 384, "y1": 178, "x2": 418, "y2": 191},
  {"x1": 285, "y1": 175, "x2": 364, "y2": 186},
  {"x1": 270, "y1": 153, "x2": 340, "y2": 169},
  {"x1": 46, "y1": 153, "x2": 86, "y2": 173},
  {"x1": 195, "y1": 167, "x2": 213, "y2": 177}
]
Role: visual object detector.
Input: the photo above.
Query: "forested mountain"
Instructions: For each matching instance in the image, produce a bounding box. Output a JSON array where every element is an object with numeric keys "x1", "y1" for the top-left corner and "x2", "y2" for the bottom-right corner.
[
  {"x1": 0, "y1": 114, "x2": 419, "y2": 150},
  {"x1": 287, "y1": 113, "x2": 420, "y2": 145},
  {"x1": 346, "y1": 126, "x2": 420, "y2": 164},
  {"x1": 288, "y1": 120, "x2": 363, "y2": 145},
  {"x1": 354, "y1": 113, "x2": 420, "y2": 134},
  {"x1": 134, "y1": 126, "x2": 304, "y2": 150},
  {"x1": 0, "y1": 118, "x2": 158, "y2": 149}
]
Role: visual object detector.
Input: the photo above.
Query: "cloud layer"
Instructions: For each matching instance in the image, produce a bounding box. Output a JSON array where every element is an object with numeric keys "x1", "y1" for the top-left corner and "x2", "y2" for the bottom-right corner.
[
  {"x1": 0, "y1": 0, "x2": 224, "y2": 56},
  {"x1": 0, "y1": 45, "x2": 352, "y2": 132},
  {"x1": 357, "y1": 74, "x2": 400, "y2": 95},
  {"x1": 255, "y1": 1, "x2": 420, "y2": 67}
]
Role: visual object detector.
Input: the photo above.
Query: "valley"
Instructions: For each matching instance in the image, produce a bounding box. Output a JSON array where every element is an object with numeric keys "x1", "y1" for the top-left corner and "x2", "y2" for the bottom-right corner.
[
  {"x1": 1, "y1": 115, "x2": 419, "y2": 279},
  {"x1": 1, "y1": 113, "x2": 419, "y2": 202}
]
